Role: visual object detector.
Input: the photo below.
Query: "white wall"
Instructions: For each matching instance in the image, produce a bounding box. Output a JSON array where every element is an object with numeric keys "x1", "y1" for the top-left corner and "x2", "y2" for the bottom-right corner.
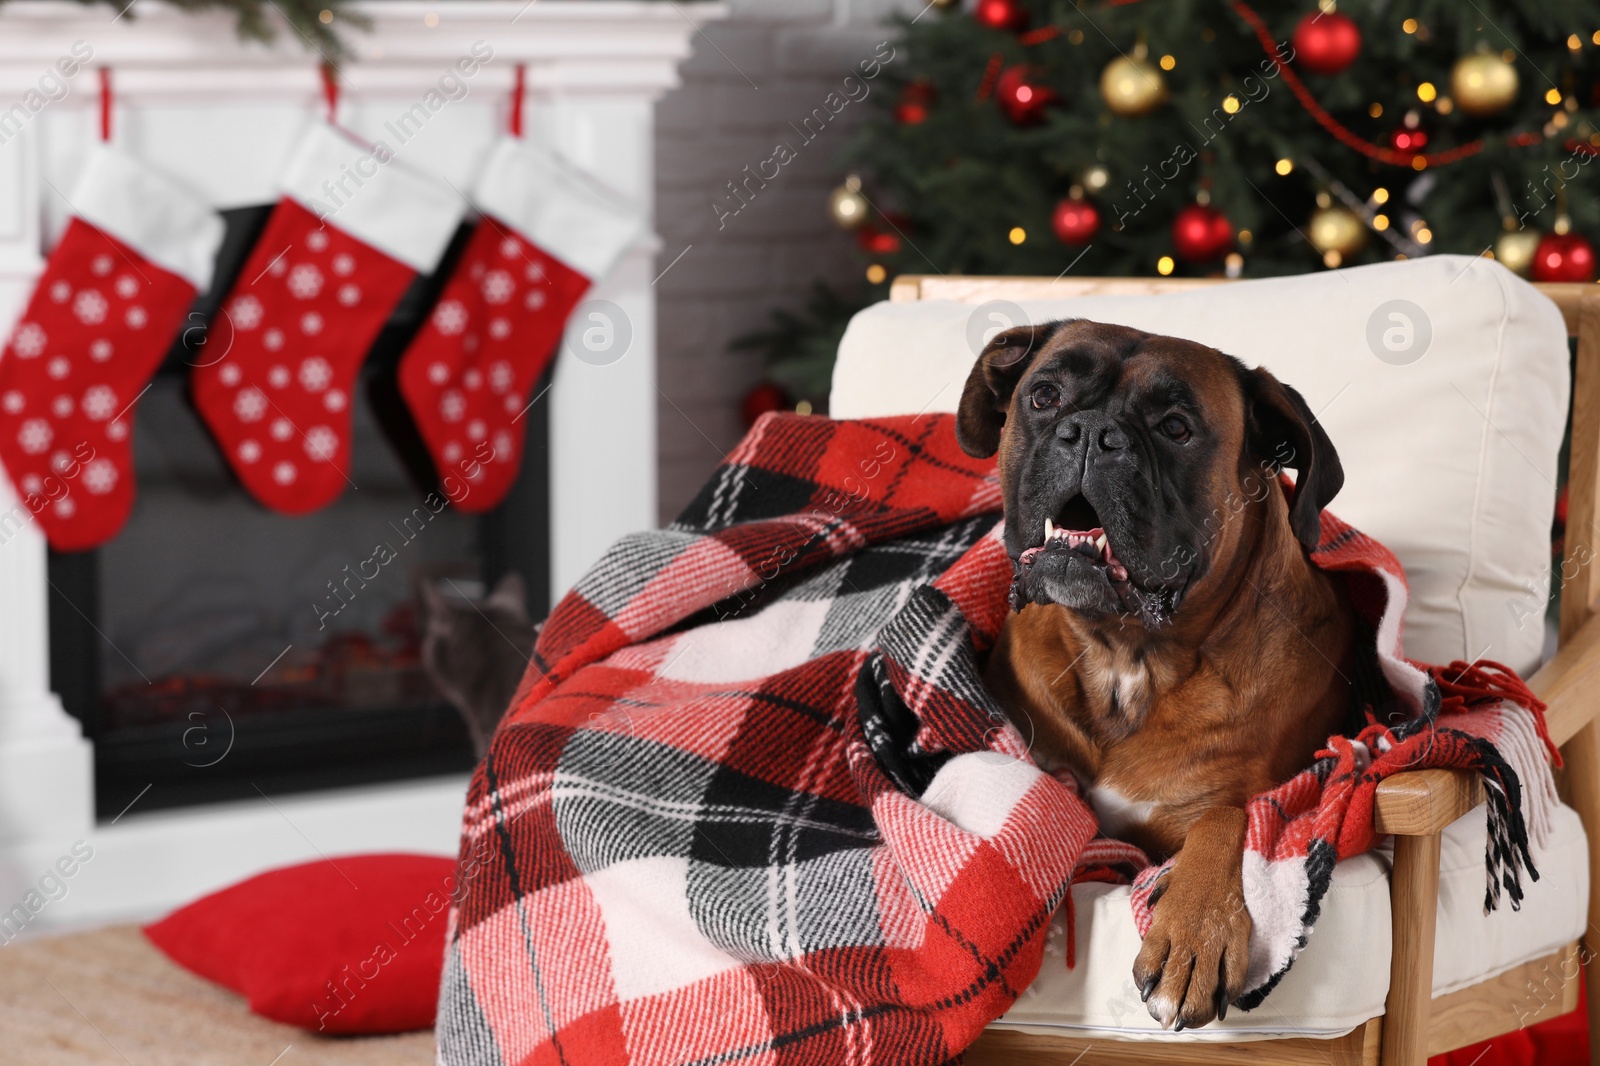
[{"x1": 654, "y1": 0, "x2": 918, "y2": 522}]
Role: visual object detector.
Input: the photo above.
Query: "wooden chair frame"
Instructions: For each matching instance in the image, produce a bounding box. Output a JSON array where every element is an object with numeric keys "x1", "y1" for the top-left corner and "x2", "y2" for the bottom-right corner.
[{"x1": 887, "y1": 275, "x2": 1600, "y2": 1066}]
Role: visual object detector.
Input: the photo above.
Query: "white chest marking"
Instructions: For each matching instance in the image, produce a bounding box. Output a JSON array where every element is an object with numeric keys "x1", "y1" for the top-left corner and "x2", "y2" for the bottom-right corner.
[
  {"x1": 1112, "y1": 667, "x2": 1148, "y2": 717},
  {"x1": 1087, "y1": 785, "x2": 1157, "y2": 836}
]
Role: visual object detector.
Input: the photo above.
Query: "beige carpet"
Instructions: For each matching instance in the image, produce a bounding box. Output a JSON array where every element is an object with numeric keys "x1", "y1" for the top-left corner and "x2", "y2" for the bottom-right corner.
[{"x1": 2, "y1": 924, "x2": 435, "y2": 1065}]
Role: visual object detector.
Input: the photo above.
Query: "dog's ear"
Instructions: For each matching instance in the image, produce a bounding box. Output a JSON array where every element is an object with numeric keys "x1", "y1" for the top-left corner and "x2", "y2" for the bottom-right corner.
[
  {"x1": 956, "y1": 324, "x2": 1050, "y2": 458},
  {"x1": 1238, "y1": 365, "x2": 1344, "y2": 551}
]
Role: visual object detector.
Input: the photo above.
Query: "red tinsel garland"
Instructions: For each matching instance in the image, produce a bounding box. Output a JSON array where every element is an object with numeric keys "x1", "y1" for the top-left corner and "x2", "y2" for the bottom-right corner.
[{"x1": 976, "y1": 51, "x2": 1004, "y2": 101}]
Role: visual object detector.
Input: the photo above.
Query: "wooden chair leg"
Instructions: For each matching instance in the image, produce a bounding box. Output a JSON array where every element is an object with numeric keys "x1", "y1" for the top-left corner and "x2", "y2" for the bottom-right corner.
[
  {"x1": 1382, "y1": 832, "x2": 1442, "y2": 1066},
  {"x1": 1559, "y1": 718, "x2": 1600, "y2": 1066}
]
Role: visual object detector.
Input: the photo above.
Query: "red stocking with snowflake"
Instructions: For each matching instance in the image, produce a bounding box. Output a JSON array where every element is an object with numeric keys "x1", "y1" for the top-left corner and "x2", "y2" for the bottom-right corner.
[
  {"x1": 0, "y1": 141, "x2": 222, "y2": 550},
  {"x1": 397, "y1": 134, "x2": 640, "y2": 513},
  {"x1": 192, "y1": 122, "x2": 463, "y2": 514}
]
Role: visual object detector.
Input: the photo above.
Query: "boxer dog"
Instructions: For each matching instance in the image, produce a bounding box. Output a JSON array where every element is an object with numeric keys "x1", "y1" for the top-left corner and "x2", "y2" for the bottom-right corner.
[{"x1": 957, "y1": 319, "x2": 1357, "y2": 1031}]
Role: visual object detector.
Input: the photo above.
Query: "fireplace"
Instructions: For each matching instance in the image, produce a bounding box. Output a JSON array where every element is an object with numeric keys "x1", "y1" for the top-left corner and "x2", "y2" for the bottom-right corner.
[
  {"x1": 45, "y1": 206, "x2": 552, "y2": 817},
  {"x1": 0, "y1": 0, "x2": 715, "y2": 929}
]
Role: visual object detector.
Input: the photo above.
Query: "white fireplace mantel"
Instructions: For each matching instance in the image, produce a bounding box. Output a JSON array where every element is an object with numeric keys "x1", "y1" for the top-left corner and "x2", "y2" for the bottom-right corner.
[{"x1": 0, "y1": 0, "x2": 722, "y2": 931}]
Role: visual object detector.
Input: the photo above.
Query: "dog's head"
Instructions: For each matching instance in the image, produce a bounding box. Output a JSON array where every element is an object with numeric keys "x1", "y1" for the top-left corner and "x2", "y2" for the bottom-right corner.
[{"x1": 957, "y1": 319, "x2": 1342, "y2": 627}]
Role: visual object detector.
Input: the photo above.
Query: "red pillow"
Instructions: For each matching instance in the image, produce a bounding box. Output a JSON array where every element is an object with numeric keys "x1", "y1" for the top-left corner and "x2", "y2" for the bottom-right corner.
[{"x1": 144, "y1": 853, "x2": 457, "y2": 1034}]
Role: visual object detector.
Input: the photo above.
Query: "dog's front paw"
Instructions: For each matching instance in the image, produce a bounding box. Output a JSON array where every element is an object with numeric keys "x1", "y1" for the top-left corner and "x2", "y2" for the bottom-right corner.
[{"x1": 1131, "y1": 868, "x2": 1251, "y2": 1031}]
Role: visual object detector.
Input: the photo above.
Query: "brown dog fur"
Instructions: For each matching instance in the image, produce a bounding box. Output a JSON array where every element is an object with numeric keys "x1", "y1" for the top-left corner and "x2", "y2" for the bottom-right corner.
[{"x1": 959, "y1": 319, "x2": 1357, "y2": 1030}]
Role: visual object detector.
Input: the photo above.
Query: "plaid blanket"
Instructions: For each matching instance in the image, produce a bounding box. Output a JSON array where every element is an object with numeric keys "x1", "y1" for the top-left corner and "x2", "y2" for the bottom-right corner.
[{"x1": 437, "y1": 412, "x2": 1555, "y2": 1064}]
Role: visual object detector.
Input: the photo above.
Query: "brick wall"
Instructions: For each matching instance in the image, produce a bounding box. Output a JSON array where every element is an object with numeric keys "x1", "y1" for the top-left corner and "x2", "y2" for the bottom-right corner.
[{"x1": 653, "y1": 0, "x2": 915, "y2": 523}]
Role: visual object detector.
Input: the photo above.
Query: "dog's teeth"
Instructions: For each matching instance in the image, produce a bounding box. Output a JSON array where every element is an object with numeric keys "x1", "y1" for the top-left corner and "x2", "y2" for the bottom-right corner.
[
  {"x1": 1044, "y1": 517, "x2": 1054, "y2": 544},
  {"x1": 1095, "y1": 534, "x2": 1107, "y2": 555}
]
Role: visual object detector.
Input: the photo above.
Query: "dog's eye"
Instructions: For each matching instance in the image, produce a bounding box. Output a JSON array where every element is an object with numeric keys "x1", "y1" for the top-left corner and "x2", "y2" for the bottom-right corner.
[
  {"x1": 1160, "y1": 415, "x2": 1191, "y2": 442},
  {"x1": 1030, "y1": 382, "x2": 1062, "y2": 410}
]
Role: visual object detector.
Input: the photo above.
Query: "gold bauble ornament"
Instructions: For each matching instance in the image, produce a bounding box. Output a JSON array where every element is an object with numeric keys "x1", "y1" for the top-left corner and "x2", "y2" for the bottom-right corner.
[
  {"x1": 1451, "y1": 51, "x2": 1519, "y2": 117},
  {"x1": 1308, "y1": 204, "x2": 1367, "y2": 257},
  {"x1": 1495, "y1": 228, "x2": 1541, "y2": 276},
  {"x1": 1100, "y1": 56, "x2": 1167, "y2": 116},
  {"x1": 829, "y1": 175, "x2": 868, "y2": 230}
]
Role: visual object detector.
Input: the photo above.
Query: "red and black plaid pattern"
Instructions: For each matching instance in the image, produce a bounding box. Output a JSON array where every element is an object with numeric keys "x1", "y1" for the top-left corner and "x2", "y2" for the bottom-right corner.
[{"x1": 438, "y1": 416, "x2": 1555, "y2": 1063}]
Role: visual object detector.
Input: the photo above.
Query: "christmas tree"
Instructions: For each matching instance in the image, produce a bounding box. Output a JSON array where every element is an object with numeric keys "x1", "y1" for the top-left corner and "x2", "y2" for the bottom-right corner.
[{"x1": 742, "y1": 0, "x2": 1600, "y2": 413}]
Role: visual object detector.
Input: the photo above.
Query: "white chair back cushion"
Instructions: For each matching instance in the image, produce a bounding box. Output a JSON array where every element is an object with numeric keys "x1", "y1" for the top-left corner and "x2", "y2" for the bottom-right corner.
[{"x1": 829, "y1": 257, "x2": 1570, "y2": 676}]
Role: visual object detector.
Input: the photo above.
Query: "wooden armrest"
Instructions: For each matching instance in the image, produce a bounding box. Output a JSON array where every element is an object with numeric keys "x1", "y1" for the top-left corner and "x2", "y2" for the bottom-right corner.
[
  {"x1": 1375, "y1": 768, "x2": 1484, "y2": 836},
  {"x1": 1373, "y1": 609, "x2": 1600, "y2": 837},
  {"x1": 1529, "y1": 608, "x2": 1600, "y2": 746}
]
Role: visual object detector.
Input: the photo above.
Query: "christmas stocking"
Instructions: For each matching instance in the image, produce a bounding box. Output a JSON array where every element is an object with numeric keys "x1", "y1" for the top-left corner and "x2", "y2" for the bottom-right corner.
[
  {"x1": 398, "y1": 136, "x2": 641, "y2": 513},
  {"x1": 193, "y1": 122, "x2": 463, "y2": 514},
  {"x1": 0, "y1": 146, "x2": 223, "y2": 551}
]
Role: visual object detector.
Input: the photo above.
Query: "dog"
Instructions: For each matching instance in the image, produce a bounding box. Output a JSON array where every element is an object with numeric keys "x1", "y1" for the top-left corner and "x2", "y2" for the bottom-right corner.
[{"x1": 956, "y1": 318, "x2": 1359, "y2": 1031}]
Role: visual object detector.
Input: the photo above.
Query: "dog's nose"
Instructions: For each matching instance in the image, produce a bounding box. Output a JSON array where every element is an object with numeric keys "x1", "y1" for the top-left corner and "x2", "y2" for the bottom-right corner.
[{"x1": 1056, "y1": 413, "x2": 1126, "y2": 451}]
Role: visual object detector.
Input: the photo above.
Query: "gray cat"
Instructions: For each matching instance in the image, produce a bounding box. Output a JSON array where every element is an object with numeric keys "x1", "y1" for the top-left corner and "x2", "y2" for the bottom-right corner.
[{"x1": 417, "y1": 573, "x2": 538, "y2": 758}]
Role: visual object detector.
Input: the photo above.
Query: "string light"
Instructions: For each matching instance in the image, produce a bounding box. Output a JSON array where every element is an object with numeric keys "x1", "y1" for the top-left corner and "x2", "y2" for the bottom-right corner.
[
  {"x1": 1402, "y1": 18, "x2": 1418, "y2": 33},
  {"x1": 1160, "y1": 55, "x2": 1176, "y2": 70},
  {"x1": 1546, "y1": 88, "x2": 1564, "y2": 105},
  {"x1": 1008, "y1": 227, "x2": 1027, "y2": 244},
  {"x1": 1222, "y1": 95, "x2": 1241, "y2": 113},
  {"x1": 1275, "y1": 158, "x2": 1294, "y2": 175},
  {"x1": 865, "y1": 264, "x2": 887, "y2": 284},
  {"x1": 1157, "y1": 256, "x2": 1175, "y2": 275},
  {"x1": 1417, "y1": 82, "x2": 1437, "y2": 103},
  {"x1": 1373, "y1": 214, "x2": 1390, "y2": 230},
  {"x1": 1369, "y1": 102, "x2": 1384, "y2": 117},
  {"x1": 1373, "y1": 187, "x2": 1390, "y2": 204}
]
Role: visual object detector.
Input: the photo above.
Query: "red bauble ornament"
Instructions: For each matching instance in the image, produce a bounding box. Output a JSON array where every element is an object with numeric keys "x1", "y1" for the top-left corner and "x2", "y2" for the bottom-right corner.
[
  {"x1": 1171, "y1": 204, "x2": 1234, "y2": 262},
  {"x1": 975, "y1": 0, "x2": 1027, "y2": 31},
  {"x1": 1291, "y1": 11, "x2": 1361, "y2": 76},
  {"x1": 1051, "y1": 198, "x2": 1100, "y2": 245},
  {"x1": 895, "y1": 100, "x2": 929, "y2": 124},
  {"x1": 741, "y1": 382, "x2": 791, "y2": 428},
  {"x1": 1531, "y1": 233, "x2": 1597, "y2": 282},
  {"x1": 1389, "y1": 126, "x2": 1429, "y2": 152},
  {"x1": 895, "y1": 81, "x2": 935, "y2": 125},
  {"x1": 996, "y1": 65, "x2": 1056, "y2": 125},
  {"x1": 856, "y1": 224, "x2": 902, "y2": 255}
]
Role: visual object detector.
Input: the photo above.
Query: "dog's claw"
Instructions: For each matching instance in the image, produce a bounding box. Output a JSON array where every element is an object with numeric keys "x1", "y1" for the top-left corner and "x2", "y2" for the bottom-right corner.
[
  {"x1": 1173, "y1": 1018, "x2": 1186, "y2": 1033},
  {"x1": 1214, "y1": 957, "x2": 1230, "y2": 1022},
  {"x1": 1138, "y1": 973, "x2": 1159, "y2": 1003}
]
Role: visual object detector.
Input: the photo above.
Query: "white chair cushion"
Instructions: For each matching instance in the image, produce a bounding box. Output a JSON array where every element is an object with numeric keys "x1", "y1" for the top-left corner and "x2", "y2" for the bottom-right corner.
[
  {"x1": 990, "y1": 801, "x2": 1588, "y2": 1042},
  {"x1": 829, "y1": 257, "x2": 1570, "y2": 676}
]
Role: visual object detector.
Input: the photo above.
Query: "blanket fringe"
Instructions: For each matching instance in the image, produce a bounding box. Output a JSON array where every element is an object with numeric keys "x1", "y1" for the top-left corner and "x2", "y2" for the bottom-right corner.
[
  {"x1": 1492, "y1": 703, "x2": 1561, "y2": 854},
  {"x1": 1430, "y1": 659, "x2": 1559, "y2": 766}
]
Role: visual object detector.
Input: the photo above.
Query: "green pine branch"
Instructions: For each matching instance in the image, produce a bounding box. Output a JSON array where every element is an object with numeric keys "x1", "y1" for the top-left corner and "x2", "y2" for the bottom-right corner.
[{"x1": 755, "y1": 0, "x2": 1600, "y2": 388}]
